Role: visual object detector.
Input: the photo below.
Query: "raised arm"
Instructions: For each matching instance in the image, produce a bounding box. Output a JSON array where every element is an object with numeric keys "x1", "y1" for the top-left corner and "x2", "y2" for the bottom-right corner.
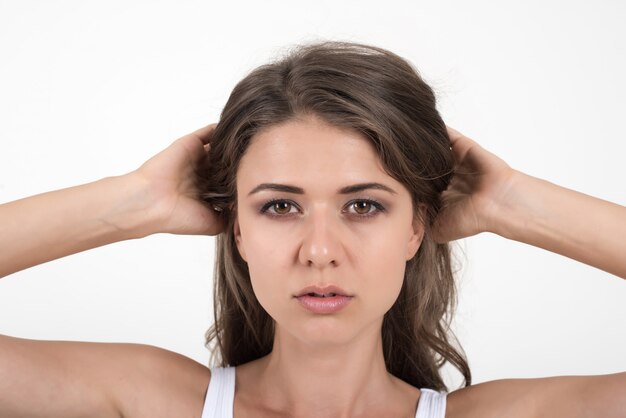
[
  {"x1": 0, "y1": 123, "x2": 222, "y2": 278},
  {"x1": 0, "y1": 124, "x2": 221, "y2": 417},
  {"x1": 491, "y1": 171, "x2": 625, "y2": 280},
  {"x1": 0, "y1": 175, "x2": 146, "y2": 278},
  {"x1": 434, "y1": 127, "x2": 626, "y2": 418},
  {"x1": 432, "y1": 127, "x2": 626, "y2": 280}
]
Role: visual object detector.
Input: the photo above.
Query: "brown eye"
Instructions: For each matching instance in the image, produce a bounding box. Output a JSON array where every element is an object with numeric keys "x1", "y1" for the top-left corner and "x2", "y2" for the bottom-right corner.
[
  {"x1": 273, "y1": 201, "x2": 292, "y2": 214},
  {"x1": 345, "y1": 199, "x2": 386, "y2": 219},
  {"x1": 352, "y1": 201, "x2": 372, "y2": 215},
  {"x1": 259, "y1": 199, "x2": 299, "y2": 217}
]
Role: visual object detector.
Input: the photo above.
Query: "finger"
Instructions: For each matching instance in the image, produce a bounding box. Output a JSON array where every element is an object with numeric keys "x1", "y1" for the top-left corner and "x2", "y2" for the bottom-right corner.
[
  {"x1": 446, "y1": 126, "x2": 482, "y2": 149},
  {"x1": 190, "y1": 123, "x2": 218, "y2": 145},
  {"x1": 445, "y1": 126, "x2": 484, "y2": 164},
  {"x1": 445, "y1": 126, "x2": 466, "y2": 147},
  {"x1": 431, "y1": 213, "x2": 453, "y2": 243}
]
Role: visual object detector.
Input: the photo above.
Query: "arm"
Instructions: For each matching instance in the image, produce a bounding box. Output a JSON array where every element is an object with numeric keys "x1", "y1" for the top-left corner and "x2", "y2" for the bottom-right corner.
[
  {"x1": 0, "y1": 335, "x2": 212, "y2": 418},
  {"x1": 535, "y1": 372, "x2": 626, "y2": 418},
  {"x1": 491, "y1": 171, "x2": 626, "y2": 280},
  {"x1": 0, "y1": 335, "x2": 145, "y2": 418},
  {"x1": 447, "y1": 372, "x2": 626, "y2": 418},
  {"x1": 0, "y1": 123, "x2": 222, "y2": 278},
  {"x1": 0, "y1": 174, "x2": 150, "y2": 278},
  {"x1": 0, "y1": 124, "x2": 220, "y2": 416},
  {"x1": 432, "y1": 127, "x2": 626, "y2": 279},
  {"x1": 435, "y1": 127, "x2": 626, "y2": 418}
]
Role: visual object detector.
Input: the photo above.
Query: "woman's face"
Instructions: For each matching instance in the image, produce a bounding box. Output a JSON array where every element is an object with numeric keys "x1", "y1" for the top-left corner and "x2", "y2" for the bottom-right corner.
[{"x1": 234, "y1": 115, "x2": 424, "y2": 346}]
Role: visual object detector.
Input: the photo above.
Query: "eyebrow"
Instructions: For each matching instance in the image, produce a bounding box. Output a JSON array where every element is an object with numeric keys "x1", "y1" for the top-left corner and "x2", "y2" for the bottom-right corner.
[{"x1": 247, "y1": 182, "x2": 398, "y2": 196}]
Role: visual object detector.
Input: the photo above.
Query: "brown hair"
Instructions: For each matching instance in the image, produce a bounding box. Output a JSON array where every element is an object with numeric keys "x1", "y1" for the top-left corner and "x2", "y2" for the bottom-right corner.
[{"x1": 198, "y1": 40, "x2": 470, "y2": 391}]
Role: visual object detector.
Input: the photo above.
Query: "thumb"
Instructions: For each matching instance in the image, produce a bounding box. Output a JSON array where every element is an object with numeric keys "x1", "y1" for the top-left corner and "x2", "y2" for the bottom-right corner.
[
  {"x1": 431, "y1": 200, "x2": 475, "y2": 243},
  {"x1": 431, "y1": 212, "x2": 453, "y2": 243}
]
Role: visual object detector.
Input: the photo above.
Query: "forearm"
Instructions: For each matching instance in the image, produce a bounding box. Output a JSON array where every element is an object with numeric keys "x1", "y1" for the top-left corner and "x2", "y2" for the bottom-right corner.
[
  {"x1": 492, "y1": 171, "x2": 626, "y2": 279},
  {"x1": 0, "y1": 173, "x2": 157, "y2": 278}
]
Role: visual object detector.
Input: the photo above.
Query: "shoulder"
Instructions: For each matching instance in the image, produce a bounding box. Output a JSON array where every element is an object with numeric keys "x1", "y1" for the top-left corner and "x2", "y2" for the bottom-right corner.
[
  {"x1": 445, "y1": 372, "x2": 626, "y2": 418},
  {"x1": 0, "y1": 336, "x2": 211, "y2": 418},
  {"x1": 110, "y1": 343, "x2": 212, "y2": 417},
  {"x1": 445, "y1": 377, "x2": 539, "y2": 418}
]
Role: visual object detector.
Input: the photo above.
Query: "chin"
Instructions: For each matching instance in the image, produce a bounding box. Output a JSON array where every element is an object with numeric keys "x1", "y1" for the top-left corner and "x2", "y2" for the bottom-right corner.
[{"x1": 278, "y1": 316, "x2": 370, "y2": 347}]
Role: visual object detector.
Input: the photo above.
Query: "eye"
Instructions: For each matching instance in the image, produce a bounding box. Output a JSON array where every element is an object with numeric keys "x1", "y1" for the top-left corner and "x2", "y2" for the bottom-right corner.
[
  {"x1": 351, "y1": 201, "x2": 373, "y2": 215},
  {"x1": 344, "y1": 199, "x2": 386, "y2": 218},
  {"x1": 259, "y1": 198, "x2": 386, "y2": 219},
  {"x1": 259, "y1": 199, "x2": 299, "y2": 217}
]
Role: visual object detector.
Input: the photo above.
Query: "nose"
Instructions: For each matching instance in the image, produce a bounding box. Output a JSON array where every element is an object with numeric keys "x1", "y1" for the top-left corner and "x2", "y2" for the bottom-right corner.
[{"x1": 298, "y1": 206, "x2": 345, "y2": 268}]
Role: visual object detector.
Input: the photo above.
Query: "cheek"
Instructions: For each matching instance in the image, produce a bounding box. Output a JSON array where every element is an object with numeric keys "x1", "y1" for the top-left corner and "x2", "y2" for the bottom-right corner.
[
  {"x1": 241, "y1": 220, "x2": 294, "y2": 273},
  {"x1": 237, "y1": 212, "x2": 413, "y2": 319},
  {"x1": 362, "y1": 238, "x2": 408, "y2": 310},
  {"x1": 356, "y1": 223, "x2": 412, "y2": 309},
  {"x1": 238, "y1": 223, "x2": 294, "y2": 317}
]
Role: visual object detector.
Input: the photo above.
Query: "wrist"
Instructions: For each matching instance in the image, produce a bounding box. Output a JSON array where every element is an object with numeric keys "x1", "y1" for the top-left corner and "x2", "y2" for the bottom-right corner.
[
  {"x1": 484, "y1": 169, "x2": 536, "y2": 241},
  {"x1": 99, "y1": 173, "x2": 162, "y2": 240}
]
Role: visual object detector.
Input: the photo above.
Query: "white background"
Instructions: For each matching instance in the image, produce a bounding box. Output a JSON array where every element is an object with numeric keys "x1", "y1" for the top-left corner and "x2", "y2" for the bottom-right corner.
[{"x1": 0, "y1": 1, "x2": 624, "y2": 390}]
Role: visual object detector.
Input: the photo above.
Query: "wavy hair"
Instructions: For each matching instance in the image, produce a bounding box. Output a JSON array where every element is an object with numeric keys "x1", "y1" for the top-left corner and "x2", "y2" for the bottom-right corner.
[{"x1": 198, "y1": 40, "x2": 470, "y2": 391}]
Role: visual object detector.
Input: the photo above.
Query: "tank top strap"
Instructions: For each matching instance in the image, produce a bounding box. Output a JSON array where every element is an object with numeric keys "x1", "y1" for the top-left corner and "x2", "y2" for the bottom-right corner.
[
  {"x1": 200, "y1": 367, "x2": 446, "y2": 418},
  {"x1": 415, "y1": 388, "x2": 447, "y2": 418},
  {"x1": 201, "y1": 366, "x2": 236, "y2": 418}
]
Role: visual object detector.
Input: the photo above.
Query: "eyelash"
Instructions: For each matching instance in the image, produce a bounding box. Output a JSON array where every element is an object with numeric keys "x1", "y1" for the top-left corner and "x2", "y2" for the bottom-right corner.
[{"x1": 259, "y1": 198, "x2": 386, "y2": 219}]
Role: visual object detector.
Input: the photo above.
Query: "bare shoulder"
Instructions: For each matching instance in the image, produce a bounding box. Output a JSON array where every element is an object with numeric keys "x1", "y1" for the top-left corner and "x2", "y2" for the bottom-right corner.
[
  {"x1": 0, "y1": 335, "x2": 211, "y2": 418},
  {"x1": 446, "y1": 372, "x2": 626, "y2": 418},
  {"x1": 106, "y1": 342, "x2": 212, "y2": 418}
]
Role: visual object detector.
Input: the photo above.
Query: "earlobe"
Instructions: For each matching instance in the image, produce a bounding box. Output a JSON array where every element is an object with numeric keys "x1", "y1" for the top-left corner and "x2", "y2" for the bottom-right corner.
[
  {"x1": 406, "y1": 228, "x2": 424, "y2": 260},
  {"x1": 406, "y1": 205, "x2": 427, "y2": 260},
  {"x1": 234, "y1": 217, "x2": 247, "y2": 261}
]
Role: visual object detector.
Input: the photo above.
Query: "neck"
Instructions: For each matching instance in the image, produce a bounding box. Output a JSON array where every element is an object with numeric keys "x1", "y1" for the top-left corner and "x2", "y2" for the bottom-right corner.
[{"x1": 247, "y1": 320, "x2": 417, "y2": 418}]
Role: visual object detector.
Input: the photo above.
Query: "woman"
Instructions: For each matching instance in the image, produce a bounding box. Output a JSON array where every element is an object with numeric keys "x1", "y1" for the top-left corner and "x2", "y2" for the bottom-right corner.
[{"x1": 0, "y1": 41, "x2": 624, "y2": 417}]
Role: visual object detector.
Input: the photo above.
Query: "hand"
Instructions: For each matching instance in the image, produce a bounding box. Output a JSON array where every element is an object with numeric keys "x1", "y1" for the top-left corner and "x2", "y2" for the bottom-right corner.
[
  {"x1": 431, "y1": 127, "x2": 520, "y2": 243},
  {"x1": 131, "y1": 123, "x2": 225, "y2": 236}
]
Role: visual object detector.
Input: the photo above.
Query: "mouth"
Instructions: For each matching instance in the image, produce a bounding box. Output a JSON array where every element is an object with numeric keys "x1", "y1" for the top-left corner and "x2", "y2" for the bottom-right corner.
[
  {"x1": 295, "y1": 292, "x2": 353, "y2": 314},
  {"x1": 301, "y1": 292, "x2": 340, "y2": 298},
  {"x1": 294, "y1": 284, "x2": 353, "y2": 298}
]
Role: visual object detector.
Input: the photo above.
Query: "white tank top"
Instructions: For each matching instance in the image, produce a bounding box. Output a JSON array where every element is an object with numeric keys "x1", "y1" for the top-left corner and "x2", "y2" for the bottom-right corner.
[{"x1": 201, "y1": 366, "x2": 447, "y2": 418}]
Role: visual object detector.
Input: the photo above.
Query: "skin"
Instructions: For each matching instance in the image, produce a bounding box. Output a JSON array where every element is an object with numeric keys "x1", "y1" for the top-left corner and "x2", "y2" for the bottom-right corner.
[
  {"x1": 232, "y1": 115, "x2": 425, "y2": 417},
  {"x1": 0, "y1": 119, "x2": 624, "y2": 417}
]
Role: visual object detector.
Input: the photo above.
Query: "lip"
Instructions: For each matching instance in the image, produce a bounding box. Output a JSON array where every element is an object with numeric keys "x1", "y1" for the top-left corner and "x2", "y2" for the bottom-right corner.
[
  {"x1": 296, "y1": 294, "x2": 353, "y2": 314},
  {"x1": 294, "y1": 284, "x2": 353, "y2": 298}
]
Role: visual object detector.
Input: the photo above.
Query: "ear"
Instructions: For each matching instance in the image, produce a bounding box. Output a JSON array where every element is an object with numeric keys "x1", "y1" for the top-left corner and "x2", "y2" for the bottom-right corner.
[
  {"x1": 406, "y1": 204, "x2": 427, "y2": 261},
  {"x1": 233, "y1": 214, "x2": 247, "y2": 262}
]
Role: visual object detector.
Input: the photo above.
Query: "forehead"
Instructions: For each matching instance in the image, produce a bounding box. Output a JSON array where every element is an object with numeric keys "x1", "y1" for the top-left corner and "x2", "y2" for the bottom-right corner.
[{"x1": 237, "y1": 117, "x2": 394, "y2": 192}]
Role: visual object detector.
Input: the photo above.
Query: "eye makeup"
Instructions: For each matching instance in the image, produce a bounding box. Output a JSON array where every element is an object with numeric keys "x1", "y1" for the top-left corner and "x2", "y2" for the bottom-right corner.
[{"x1": 258, "y1": 197, "x2": 387, "y2": 220}]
